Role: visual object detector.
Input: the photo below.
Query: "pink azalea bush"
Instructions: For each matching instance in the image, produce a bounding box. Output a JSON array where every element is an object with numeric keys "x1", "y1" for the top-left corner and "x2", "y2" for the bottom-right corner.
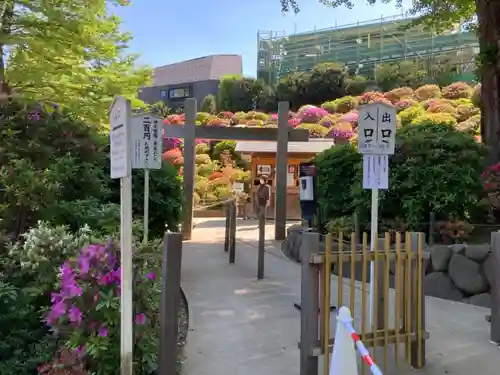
[
  {"x1": 288, "y1": 117, "x2": 300, "y2": 127},
  {"x1": 43, "y1": 241, "x2": 161, "y2": 375},
  {"x1": 328, "y1": 121, "x2": 354, "y2": 140},
  {"x1": 298, "y1": 106, "x2": 329, "y2": 123},
  {"x1": 441, "y1": 82, "x2": 473, "y2": 100},
  {"x1": 340, "y1": 111, "x2": 358, "y2": 127}
]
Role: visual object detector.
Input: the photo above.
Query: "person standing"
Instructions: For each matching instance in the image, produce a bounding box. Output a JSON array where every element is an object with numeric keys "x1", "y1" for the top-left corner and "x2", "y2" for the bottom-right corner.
[{"x1": 256, "y1": 175, "x2": 271, "y2": 218}]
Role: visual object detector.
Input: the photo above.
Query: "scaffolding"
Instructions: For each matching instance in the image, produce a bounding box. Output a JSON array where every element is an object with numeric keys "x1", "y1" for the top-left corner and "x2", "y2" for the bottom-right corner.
[{"x1": 257, "y1": 14, "x2": 478, "y2": 85}]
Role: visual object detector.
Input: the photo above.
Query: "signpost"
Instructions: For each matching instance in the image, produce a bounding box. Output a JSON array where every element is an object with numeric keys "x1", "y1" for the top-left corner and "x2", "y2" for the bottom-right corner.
[
  {"x1": 357, "y1": 102, "x2": 396, "y2": 327},
  {"x1": 109, "y1": 96, "x2": 133, "y2": 375},
  {"x1": 131, "y1": 113, "x2": 163, "y2": 243}
]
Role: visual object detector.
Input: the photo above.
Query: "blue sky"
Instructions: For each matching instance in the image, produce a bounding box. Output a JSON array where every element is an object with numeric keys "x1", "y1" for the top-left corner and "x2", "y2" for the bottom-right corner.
[{"x1": 113, "y1": 0, "x2": 413, "y2": 77}]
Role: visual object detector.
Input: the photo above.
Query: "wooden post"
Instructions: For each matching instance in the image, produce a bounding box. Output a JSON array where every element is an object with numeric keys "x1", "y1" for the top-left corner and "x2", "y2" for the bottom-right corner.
[
  {"x1": 181, "y1": 98, "x2": 196, "y2": 240},
  {"x1": 300, "y1": 232, "x2": 320, "y2": 375},
  {"x1": 410, "y1": 232, "x2": 426, "y2": 368},
  {"x1": 229, "y1": 200, "x2": 236, "y2": 264},
  {"x1": 224, "y1": 201, "x2": 230, "y2": 253},
  {"x1": 275, "y1": 101, "x2": 289, "y2": 241},
  {"x1": 158, "y1": 232, "x2": 183, "y2": 375},
  {"x1": 490, "y1": 232, "x2": 500, "y2": 344},
  {"x1": 258, "y1": 205, "x2": 266, "y2": 279}
]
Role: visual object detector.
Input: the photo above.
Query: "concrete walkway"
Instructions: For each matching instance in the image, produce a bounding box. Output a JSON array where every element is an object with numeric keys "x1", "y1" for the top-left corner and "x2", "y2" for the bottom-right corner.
[{"x1": 181, "y1": 218, "x2": 500, "y2": 375}]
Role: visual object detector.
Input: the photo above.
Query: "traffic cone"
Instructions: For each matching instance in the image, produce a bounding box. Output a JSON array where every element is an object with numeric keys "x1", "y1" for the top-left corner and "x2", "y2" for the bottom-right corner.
[{"x1": 330, "y1": 307, "x2": 358, "y2": 375}]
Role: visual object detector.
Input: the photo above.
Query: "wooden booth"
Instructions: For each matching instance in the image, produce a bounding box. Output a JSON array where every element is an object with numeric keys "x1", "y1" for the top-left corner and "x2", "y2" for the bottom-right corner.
[{"x1": 235, "y1": 139, "x2": 334, "y2": 220}]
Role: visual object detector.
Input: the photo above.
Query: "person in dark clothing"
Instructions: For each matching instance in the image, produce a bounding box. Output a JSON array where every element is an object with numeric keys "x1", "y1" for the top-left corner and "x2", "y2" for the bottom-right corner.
[{"x1": 256, "y1": 175, "x2": 271, "y2": 217}]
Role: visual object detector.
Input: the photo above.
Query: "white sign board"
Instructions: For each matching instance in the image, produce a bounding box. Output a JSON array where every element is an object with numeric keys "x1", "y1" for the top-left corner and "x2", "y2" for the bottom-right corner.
[
  {"x1": 131, "y1": 114, "x2": 163, "y2": 170},
  {"x1": 363, "y1": 155, "x2": 388, "y2": 189},
  {"x1": 357, "y1": 103, "x2": 396, "y2": 155},
  {"x1": 109, "y1": 96, "x2": 131, "y2": 179}
]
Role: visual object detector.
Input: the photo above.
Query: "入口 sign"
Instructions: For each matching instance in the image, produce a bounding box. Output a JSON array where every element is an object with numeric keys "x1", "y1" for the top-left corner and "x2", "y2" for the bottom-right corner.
[
  {"x1": 131, "y1": 114, "x2": 163, "y2": 170},
  {"x1": 357, "y1": 102, "x2": 396, "y2": 155}
]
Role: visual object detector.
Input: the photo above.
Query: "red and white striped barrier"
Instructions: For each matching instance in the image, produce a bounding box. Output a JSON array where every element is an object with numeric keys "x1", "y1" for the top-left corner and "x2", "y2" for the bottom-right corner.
[{"x1": 330, "y1": 306, "x2": 383, "y2": 375}]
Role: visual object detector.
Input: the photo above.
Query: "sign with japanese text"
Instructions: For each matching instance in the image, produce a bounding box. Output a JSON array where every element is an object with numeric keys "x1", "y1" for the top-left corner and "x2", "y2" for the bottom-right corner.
[
  {"x1": 109, "y1": 96, "x2": 131, "y2": 179},
  {"x1": 131, "y1": 113, "x2": 163, "y2": 170},
  {"x1": 357, "y1": 103, "x2": 396, "y2": 155},
  {"x1": 362, "y1": 155, "x2": 388, "y2": 189}
]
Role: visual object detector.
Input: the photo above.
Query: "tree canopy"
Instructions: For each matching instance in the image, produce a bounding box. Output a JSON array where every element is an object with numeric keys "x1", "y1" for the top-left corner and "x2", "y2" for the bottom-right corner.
[{"x1": 0, "y1": 0, "x2": 151, "y2": 124}]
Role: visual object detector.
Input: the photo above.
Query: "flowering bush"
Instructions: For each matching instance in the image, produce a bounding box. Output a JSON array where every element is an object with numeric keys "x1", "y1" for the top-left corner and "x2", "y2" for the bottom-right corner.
[
  {"x1": 43, "y1": 241, "x2": 162, "y2": 375},
  {"x1": 442, "y1": 82, "x2": 474, "y2": 99},
  {"x1": 427, "y1": 101, "x2": 458, "y2": 117},
  {"x1": 384, "y1": 87, "x2": 413, "y2": 103},
  {"x1": 456, "y1": 114, "x2": 481, "y2": 135},
  {"x1": 456, "y1": 103, "x2": 479, "y2": 122},
  {"x1": 329, "y1": 121, "x2": 354, "y2": 140},
  {"x1": 244, "y1": 111, "x2": 268, "y2": 121},
  {"x1": 410, "y1": 112, "x2": 457, "y2": 127},
  {"x1": 395, "y1": 99, "x2": 417, "y2": 112},
  {"x1": 195, "y1": 112, "x2": 214, "y2": 124},
  {"x1": 414, "y1": 84, "x2": 441, "y2": 101},
  {"x1": 246, "y1": 119, "x2": 264, "y2": 127},
  {"x1": 318, "y1": 114, "x2": 339, "y2": 128},
  {"x1": 298, "y1": 106, "x2": 329, "y2": 123},
  {"x1": 167, "y1": 114, "x2": 183, "y2": 125},
  {"x1": 340, "y1": 111, "x2": 358, "y2": 126},
  {"x1": 207, "y1": 118, "x2": 230, "y2": 126},
  {"x1": 472, "y1": 84, "x2": 481, "y2": 107},
  {"x1": 399, "y1": 105, "x2": 425, "y2": 126},
  {"x1": 297, "y1": 123, "x2": 330, "y2": 138},
  {"x1": 288, "y1": 117, "x2": 301, "y2": 127},
  {"x1": 320, "y1": 101, "x2": 337, "y2": 114},
  {"x1": 217, "y1": 111, "x2": 234, "y2": 119},
  {"x1": 162, "y1": 148, "x2": 182, "y2": 162},
  {"x1": 358, "y1": 92, "x2": 392, "y2": 106},
  {"x1": 163, "y1": 137, "x2": 181, "y2": 150},
  {"x1": 333, "y1": 96, "x2": 358, "y2": 113}
]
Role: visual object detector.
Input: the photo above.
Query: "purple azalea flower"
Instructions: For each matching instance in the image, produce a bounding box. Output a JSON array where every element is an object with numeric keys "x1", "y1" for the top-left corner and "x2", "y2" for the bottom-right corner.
[
  {"x1": 78, "y1": 256, "x2": 90, "y2": 275},
  {"x1": 145, "y1": 272, "x2": 156, "y2": 281},
  {"x1": 135, "y1": 313, "x2": 147, "y2": 325},
  {"x1": 73, "y1": 346, "x2": 85, "y2": 357},
  {"x1": 68, "y1": 305, "x2": 83, "y2": 325},
  {"x1": 98, "y1": 326, "x2": 109, "y2": 337}
]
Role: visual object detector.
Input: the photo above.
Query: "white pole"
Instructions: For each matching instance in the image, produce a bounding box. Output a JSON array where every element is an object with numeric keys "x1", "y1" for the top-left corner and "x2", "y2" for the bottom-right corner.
[
  {"x1": 120, "y1": 173, "x2": 133, "y2": 375},
  {"x1": 143, "y1": 169, "x2": 150, "y2": 244},
  {"x1": 369, "y1": 187, "x2": 379, "y2": 329}
]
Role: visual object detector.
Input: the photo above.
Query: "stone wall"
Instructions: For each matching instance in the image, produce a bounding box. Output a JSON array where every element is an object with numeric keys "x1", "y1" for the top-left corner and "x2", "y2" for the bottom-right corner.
[
  {"x1": 282, "y1": 225, "x2": 494, "y2": 308},
  {"x1": 426, "y1": 244, "x2": 493, "y2": 308}
]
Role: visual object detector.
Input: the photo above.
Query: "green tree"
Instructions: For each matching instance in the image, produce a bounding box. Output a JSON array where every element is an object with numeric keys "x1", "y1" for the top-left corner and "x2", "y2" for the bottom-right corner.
[
  {"x1": 0, "y1": 0, "x2": 151, "y2": 124},
  {"x1": 280, "y1": 0, "x2": 500, "y2": 163},
  {"x1": 201, "y1": 94, "x2": 217, "y2": 114},
  {"x1": 375, "y1": 60, "x2": 428, "y2": 91},
  {"x1": 218, "y1": 75, "x2": 265, "y2": 112}
]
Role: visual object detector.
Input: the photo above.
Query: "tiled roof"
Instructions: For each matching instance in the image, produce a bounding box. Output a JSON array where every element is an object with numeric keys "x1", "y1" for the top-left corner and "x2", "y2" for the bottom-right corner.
[
  {"x1": 152, "y1": 55, "x2": 243, "y2": 86},
  {"x1": 235, "y1": 139, "x2": 334, "y2": 154}
]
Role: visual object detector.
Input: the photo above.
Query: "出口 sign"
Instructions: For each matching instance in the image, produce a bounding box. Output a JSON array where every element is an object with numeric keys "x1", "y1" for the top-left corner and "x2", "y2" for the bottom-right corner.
[
  {"x1": 357, "y1": 102, "x2": 396, "y2": 155},
  {"x1": 131, "y1": 113, "x2": 163, "y2": 170}
]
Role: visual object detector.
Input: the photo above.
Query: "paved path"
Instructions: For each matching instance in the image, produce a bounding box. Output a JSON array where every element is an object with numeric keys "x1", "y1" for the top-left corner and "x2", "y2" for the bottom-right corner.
[{"x1": 181, "y1": 218, "x2": 500, "y2": 375}]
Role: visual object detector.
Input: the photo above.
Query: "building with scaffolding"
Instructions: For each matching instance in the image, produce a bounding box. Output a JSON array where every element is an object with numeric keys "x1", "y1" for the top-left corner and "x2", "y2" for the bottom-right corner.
[{"x1": 257, "y1": 14, "x2": 478, "y2": 85}]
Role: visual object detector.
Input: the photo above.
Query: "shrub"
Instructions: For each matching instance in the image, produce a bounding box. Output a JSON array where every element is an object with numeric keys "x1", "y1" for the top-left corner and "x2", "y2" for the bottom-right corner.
[
  {"x1": 398, "y1": 105, "x2": 425, "y2": 126},
  {"x1": 246, "y1": 119, "x2": 264, "y2": 127},
  {"x1": 395, "y1": 99, "x2": 417, "y2": 112},
  {"x1": 340, "y1": 111, "x2": 358, "y2": 127},
  {"x1": 383, "y1": 123, "x2": 487, "y2": 226},
  {"x1": 195, "y1": 142, "x2": 210, "y2": 154},
  {"x1": 414, "y1": 84, "x2": 441, "y2": 101},
  {"x1": 328, "y1": 121, "x2": 354, "y2": 139},
  {"x1": 213, "y1": 141, "x2": 237, "y2": 161},
  {"x1": 314, "y1": 144, "x2": 361, "y2": 223},
  {"x1": 162, "y1": 148, "x2": 182, "y2": 161},
  {"x1": 321, "y1": 101, "x2": 337, "y2": 113},
  {"x1": 201, "y1": 94, "x2": 217, "y2": 114},
  {"x1": 245, "y1": 111, "x2": 268, "y2": 121},
  {"x1": 298, "y1": 106, "x2": 329, "y2": 123},
  {"x1": 196, "y1": 112, "x2": 215, "y2": 125},
  {"x1": 288, "y1": 118, "x2": 301, "y2": 127},
  {"x1": 196, "y1": 154, "x2": 212, "y2": 165},
  {"x1": 456, "y1": 103, "x2": 479, "y2": 122},
  {"x1": 410, "y1": 112, "x2": 457, "y2": 127},
  {"x1": 319, "y1": 114, "x2": 340, "y2": 128},
  {"x1": 217, "y1": 111, "x2": 234, "y2": 119},
  {"x1": 358, "y1": 91, "x2": 392, "y2": 106},
  {"x1": 471, "y1": 84, "x2": 481, "y2": 107},
  {"x1": 456, "y1": 114, "x2": 481, "y2": 135},
  {"x1": 207, "y1": 118, "x2": 230, "y2": 126},
  {"x1": 426, "y1": 101, "x2": 458, "y2": 117},
  {"x1": 333, "y1": 96, "x2": 358, "y2": 113},
  {"x1": 384, "y1": 87, "x2": 413, "y2": 103},
  {"x1": 44, "y1": 241, "x2": 162, "y2": 375},
  {"x1": 442, "y1": 82, "x2": 474, "y2": 99},
  {"x1": 163, "y1": 137, "x2": 181, "y2": 150},
  {"x1": 166, "y1": 114, "x2": 183, "y2": 124},
  {"x1": 297, "y1": 123, "x2": 330, "y2": 138}
]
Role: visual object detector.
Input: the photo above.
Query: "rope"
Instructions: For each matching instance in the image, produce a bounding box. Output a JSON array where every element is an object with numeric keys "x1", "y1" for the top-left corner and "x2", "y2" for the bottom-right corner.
[{"x1": 338, "y1": 309, "x2": 383, "y2": 375}]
